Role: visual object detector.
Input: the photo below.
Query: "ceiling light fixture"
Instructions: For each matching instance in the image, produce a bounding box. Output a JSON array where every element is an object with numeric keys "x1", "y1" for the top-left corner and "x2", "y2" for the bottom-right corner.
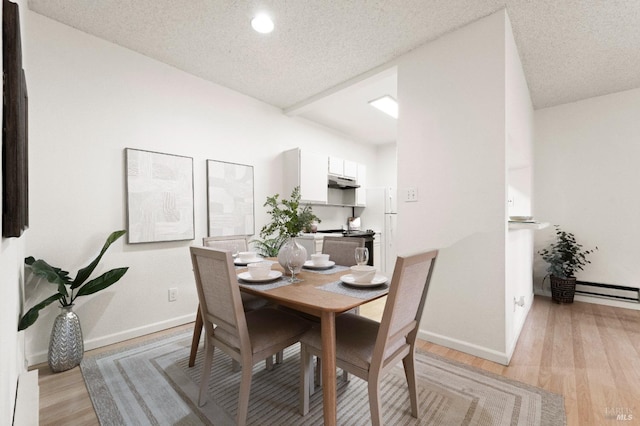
[
  {"x1": 368, "y1": 95, "x2": 398, "y2": 119},
  {"x1": 251, "y1": 14, "x2": 274, "y2": 34}
]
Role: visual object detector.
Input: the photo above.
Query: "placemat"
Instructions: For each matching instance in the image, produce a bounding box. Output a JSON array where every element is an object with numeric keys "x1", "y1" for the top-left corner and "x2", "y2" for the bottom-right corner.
[
  {"x1": 318, "y1": 280, "x2": 389, "y2": 299},
  {"x1": 301, "y1": 264, "x2": 350, "y2": 275},
  {"x1": 238, "y1": 276, "x2": 294, "y2": 291}
]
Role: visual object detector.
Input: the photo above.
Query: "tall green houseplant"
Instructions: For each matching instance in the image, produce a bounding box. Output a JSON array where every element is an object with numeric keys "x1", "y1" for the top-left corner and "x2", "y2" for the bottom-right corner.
[
  {"x1": 538, "y1": 225, "x2": 597, "y2": 304},
  {"x1": 20, "y1": 230, "x2": 129, "y2": 372}
]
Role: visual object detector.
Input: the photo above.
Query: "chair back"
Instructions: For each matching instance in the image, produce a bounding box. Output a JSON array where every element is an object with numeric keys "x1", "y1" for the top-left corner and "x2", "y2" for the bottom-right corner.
[
  {"x1": 190, "y1": 246, "x2": 249, "y2": 352},
  {"x1": 372, "y1": 250, "x2": 438, "y2": 368},
  {"x1": 321, "y1": 236, "x2": 365, "y2": 266},
  {"x1": 202, "y1": 236, "x2": 248, "y2": 252}
]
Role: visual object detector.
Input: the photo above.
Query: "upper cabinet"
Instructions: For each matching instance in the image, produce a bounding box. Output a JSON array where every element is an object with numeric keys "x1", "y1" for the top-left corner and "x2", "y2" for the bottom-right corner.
[
  {"x1": 329, "y1": 157, "x2": 358, "y2": 179},
  {"x1": 283, "y1": 148, "x2": 328, "y2": 204},
  {"x1": 284, "y1": 148, "x2": 367, "y2": 207},
  {"x1": 356, "y1": 164, "x2": 367, "y2": 206}
]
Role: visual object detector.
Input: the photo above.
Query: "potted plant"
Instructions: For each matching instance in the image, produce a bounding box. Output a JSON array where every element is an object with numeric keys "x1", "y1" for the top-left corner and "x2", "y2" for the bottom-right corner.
[
  {"x1": 19, "y1": 230, "x2": 129, "y2": 372},
  {"x1": 259, "y1": 187, "x2": 320, "y2": 273},
  {"x1": 538, "y1": 225, "x2": 597, "y2": 304}
]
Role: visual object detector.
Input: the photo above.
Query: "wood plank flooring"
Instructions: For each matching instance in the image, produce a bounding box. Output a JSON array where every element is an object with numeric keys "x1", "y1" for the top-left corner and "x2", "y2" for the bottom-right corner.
[{"x1": 36, "y1": 296, "x2": 640, "y2": 425}]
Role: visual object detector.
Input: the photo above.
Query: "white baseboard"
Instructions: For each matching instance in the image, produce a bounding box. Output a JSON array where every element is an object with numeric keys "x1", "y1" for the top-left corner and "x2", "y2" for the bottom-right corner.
[
  {"x1": 418, "y1": 329, "x2": 510, "y2": 365},
  {"x1": 14, "y1": 370, "x2": 38, "y2": 426},
  {"x1": 28, "y1": 313, "x2": 196, "y2": 366}
]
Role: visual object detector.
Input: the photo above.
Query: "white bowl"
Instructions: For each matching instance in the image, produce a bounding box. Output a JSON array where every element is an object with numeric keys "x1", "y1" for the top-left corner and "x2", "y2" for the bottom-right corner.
[
  {"x1": 238, "y1": 251, "x2": 257, "y2": 262},
  {"x1": 247, "y1": 261, "x2": 271, "y2": 279},
  {"x1": 311, "y1": 253, "x2": 330, "y2": 265},
  {"x1": 350, "y1": 265, "x2": 376, "y2": 283}
]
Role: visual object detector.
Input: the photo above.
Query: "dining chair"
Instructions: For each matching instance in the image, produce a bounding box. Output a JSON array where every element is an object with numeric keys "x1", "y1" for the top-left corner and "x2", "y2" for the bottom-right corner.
[
  {"x1": 190, "y1": 246, "x2": 311, "y2": 424},
  {"x1": 189, "y1": 236, "x2": 272, "y2": 368},
  {"x1": 299, "y1": 249, "x2": 439, "y2": 425},
  {"x1": 321, "y1": 236, "x2": 365, "y2": 266},
  {"x1": 314, "y1": 236, "x2": 366, "y2": 382}
]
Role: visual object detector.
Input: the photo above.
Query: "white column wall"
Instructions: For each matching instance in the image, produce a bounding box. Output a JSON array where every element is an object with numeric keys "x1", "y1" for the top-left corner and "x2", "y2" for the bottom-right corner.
[
  {"x1": 23, "y1": 11, "x2": 376, "y2": 364},
  {"x1": 504, "y1": 13, "x2": 535, "y2": 358},
  {"x1": 534, "y1": 87, "x2": 640, "y2": 305},
  {"x1": 397, "y1": 12, "x2": 509, "y2": 362}
]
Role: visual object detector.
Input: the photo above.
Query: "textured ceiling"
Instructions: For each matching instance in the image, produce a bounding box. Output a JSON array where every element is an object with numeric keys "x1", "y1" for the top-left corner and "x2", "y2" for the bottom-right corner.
[{"x1": 27, "y1": 0, "x2": 640, "y2": 111}]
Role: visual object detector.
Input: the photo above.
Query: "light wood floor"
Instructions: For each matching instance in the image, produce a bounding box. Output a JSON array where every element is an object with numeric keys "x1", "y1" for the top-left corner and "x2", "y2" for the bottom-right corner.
[{"x1": 35, "y1": 296, "x2": 640, "y2": 425}]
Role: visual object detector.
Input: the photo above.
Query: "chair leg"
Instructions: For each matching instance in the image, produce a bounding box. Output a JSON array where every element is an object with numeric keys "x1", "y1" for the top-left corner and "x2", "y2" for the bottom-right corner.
[
  {"x1": 403, "y1": 353, "x2": 419, "y2": 417},
  {"x1": 265, "y1": 355, "x2": 274, "y2": 371},
  {"x1": 198, "y1": 339, "x2": 215, "y2": 407},
  {"x1": 189, "y1": 307, "x2": 203, "y2": 367},
  {"x1": 367, "y1": 377, "x2": 383, "y2": 426},
  {"x1": 314, "y1": 357, "x2": 322, "y2": 389},
  {"x1": 237, "y1": 361, "x2": 253, "y2": 426},
  {"x1": 299, "y1": 344, "x2": 313, "y2": 415},
  {"x1": 276, "y1": 350, "x2": 284, "y2": 364}
]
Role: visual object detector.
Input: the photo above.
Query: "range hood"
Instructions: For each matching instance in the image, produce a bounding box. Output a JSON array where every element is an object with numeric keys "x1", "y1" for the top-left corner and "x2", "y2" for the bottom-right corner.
[{"x1": 328, "y1": 174, "x2": 360, "y2": 189}]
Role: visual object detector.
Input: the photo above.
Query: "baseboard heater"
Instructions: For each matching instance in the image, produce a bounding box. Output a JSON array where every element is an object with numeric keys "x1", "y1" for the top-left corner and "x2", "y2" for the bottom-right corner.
[{"x1": 575, "y1": 280, "x2": 640, "y2": 303}]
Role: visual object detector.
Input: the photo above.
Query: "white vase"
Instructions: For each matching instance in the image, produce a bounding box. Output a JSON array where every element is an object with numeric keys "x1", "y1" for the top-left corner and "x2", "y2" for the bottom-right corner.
[{"x1": 277, "y1": 237, "x2": 307, "y2": 275}]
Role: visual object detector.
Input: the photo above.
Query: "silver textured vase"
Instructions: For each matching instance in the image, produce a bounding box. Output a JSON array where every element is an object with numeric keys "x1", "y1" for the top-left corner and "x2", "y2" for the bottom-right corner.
[
  {"x1": 48, "y1": 305, "x2": 84, "y2": 372},
  {"x1": 277, "y1": 237, "x2": 307, "y2": 274}
]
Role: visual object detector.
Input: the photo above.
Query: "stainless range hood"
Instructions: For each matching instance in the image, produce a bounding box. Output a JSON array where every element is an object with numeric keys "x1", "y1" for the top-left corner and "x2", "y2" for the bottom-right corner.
[{"x1": 328, "y1": 174, "x2": 360, "y2": 189}]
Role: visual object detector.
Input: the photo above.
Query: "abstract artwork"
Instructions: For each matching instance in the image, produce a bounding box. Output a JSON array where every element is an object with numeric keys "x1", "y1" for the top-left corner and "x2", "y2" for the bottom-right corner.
[
  {"x1": 207, "y1": 160, "x2": 254, "y2": 237},
  {"x1": 126, "y1": 149, "x2": 194, "y2": 243},
  {"x1": 2, "y1": 0, "x2": 29, "y2": 238}
]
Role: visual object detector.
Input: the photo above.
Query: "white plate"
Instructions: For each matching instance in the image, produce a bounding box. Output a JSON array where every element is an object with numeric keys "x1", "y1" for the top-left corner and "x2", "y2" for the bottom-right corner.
[
  {"x1": 237, "y1": 270, "x2": 282, "y2": 283},
  {"x1": 234, "y1": 257, "x2": 263, "y2": 266},
  {"x1": 340, "y1": 274, "x2": 388, "y2": 288},
  {"x1": 303, "y1": 260, "x2": 335, "y2": 270}
]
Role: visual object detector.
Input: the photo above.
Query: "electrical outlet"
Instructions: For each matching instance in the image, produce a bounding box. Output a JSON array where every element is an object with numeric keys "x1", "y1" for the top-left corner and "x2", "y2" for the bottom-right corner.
[
  {"x1": 405, "y1": 187, "x2": 418, "y2": 202},
  {"x1": 168, "y1": 288, "x2": 178, "y2": 302}
]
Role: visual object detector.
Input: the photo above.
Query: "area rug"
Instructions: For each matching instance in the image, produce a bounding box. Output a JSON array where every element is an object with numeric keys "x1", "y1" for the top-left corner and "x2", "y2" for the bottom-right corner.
[{"x1": 80, "y1": 331, "x2": 565, "y2": 425}]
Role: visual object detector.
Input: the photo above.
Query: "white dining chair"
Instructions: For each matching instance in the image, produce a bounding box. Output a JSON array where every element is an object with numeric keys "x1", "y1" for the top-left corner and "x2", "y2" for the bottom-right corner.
[
  {"x1": 189, "y1": 236, "x2": 273, "y2": 368},
  {"x1": 321, "y1": 236, "x2": 365, "y2": 266},
  {"x1": 299, "y1": 249, "x2": 438, "y2": 425},
  {"x1": 190, "y1": 246, "x2": 311, "y2": 424}
]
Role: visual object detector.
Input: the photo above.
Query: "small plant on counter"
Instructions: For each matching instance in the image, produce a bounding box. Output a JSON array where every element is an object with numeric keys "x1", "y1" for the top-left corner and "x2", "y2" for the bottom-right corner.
[{"x1": 18, "y1": 230, "x2": 129, "y2": 331}]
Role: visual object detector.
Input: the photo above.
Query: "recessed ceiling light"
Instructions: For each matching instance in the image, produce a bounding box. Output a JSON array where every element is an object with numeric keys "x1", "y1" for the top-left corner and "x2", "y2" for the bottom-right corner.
[
  {"x1": 368, "y1": 95, "x2": 398, "y2": 119},
  {"x1": 251, "y1": 14, "x2": 274, "y2": 34}
]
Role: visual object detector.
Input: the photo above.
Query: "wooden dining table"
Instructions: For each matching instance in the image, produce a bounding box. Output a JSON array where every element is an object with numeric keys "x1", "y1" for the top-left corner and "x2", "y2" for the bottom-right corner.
[{"x1": 237, "y1": 259, "x2": 389, "y2": 426}]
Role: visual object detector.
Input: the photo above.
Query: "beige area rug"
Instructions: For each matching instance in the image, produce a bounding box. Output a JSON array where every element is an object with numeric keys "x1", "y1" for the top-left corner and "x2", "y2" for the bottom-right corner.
[{"x1": 80, "y1": 331, "x2": 565, "y2": 425}]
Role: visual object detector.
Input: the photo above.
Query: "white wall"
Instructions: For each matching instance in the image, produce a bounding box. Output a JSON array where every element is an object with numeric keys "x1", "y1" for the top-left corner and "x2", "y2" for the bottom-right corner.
[
  {"x1": 22, "y1": 11, "x2": 376, "y2": 364},
  {"x1": 534, "y1": 87, "x2": 640, "y2": 302},
  {"x1": 397, "y1": 11, "x2": 509, "y2": 361},
  {"x1": 504, "y1": 12, "x2": 535, "y2": 358},
  {"x1": 1, "y1": 0, "x2": 29, "y2": 422}
]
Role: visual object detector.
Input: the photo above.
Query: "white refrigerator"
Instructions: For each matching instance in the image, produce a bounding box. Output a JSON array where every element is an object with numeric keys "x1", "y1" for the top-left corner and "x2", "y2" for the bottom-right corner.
[{"x1": 360, "y1": 187, "x2": 397, "y2": 275}]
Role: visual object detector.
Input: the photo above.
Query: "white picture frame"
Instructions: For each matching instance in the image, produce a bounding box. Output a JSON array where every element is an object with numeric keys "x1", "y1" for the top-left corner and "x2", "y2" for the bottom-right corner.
[
  {"x1": 207, "y1": 160, "x2": 254, "y2": 237},
  {"x1": 125, "y1": 148, "x2": 194, "y2": 243}
]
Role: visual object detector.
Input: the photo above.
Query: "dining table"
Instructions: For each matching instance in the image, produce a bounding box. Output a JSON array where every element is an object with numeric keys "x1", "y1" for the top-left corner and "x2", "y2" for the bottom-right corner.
[{"x1": 236, "y1": 258, "x2": 390, "y2": 426}]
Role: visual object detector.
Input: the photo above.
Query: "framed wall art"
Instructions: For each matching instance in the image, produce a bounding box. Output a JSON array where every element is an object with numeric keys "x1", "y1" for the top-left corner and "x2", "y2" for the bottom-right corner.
[
  {"x1": 2, "y1": 0, "x2": 29, "y2": 238},
  {"x1": 207, "y1": 160, "x2": 254, "y2": 237},
  {"x1": 125, "y1": 148, "x2": 194, "y2": 243}
]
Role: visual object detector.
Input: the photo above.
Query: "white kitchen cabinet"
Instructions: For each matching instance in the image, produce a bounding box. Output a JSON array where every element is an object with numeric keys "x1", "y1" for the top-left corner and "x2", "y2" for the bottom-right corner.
[
  {"x1": 328, "y1": 156, "x2": 344, "y2": 176},
  {"x1": 344, "y1": 160, "x2": 358, "y2": 179},
  {"x1": 373, "y1": 234, "x2": 381, "y2": 270},
  {"x1": 356, "y1": 164, "x2": 367, "y2": 206},
  {"x1": 283, "y1": 148, "x2": 328, "y2": 204}
]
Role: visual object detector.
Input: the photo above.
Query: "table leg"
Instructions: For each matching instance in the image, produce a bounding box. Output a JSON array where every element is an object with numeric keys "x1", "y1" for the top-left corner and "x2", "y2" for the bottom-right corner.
[{"x1": 321, "y1": 311, "x2": 337, "y2": 426}]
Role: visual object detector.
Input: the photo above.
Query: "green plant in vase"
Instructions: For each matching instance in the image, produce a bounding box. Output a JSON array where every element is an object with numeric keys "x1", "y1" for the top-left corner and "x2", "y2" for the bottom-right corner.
[
  {"x1": 19, "y1": 230, "x2": 129, "y2": 372},
  {"x1": 258, "y1": 187, "x2": 320, "y2": 274},
  {"x1": 538, "y1": 225, "x2": 597, "y2": 304}
]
